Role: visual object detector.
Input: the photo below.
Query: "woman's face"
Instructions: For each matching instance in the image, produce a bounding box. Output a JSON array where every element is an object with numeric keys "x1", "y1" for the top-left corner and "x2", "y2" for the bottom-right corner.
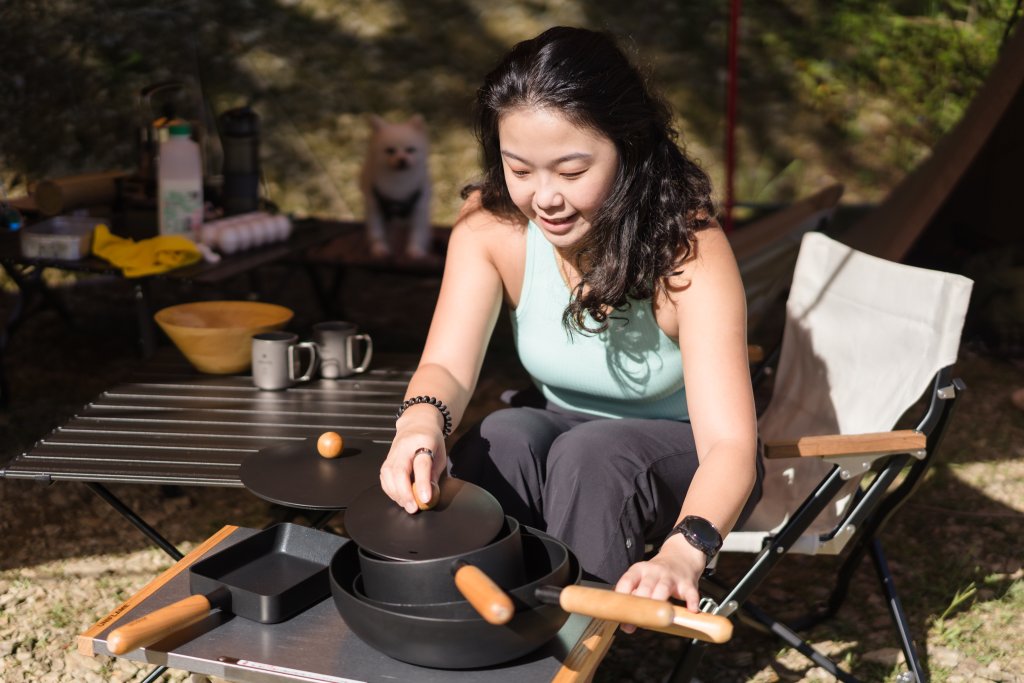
[{"x1": 498, "y1": 107, "x2": 619, "y2": 250}]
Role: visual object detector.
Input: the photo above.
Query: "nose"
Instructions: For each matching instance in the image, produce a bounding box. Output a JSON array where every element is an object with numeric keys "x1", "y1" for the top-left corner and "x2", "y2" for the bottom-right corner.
[{"x1": 533, "y1": 176, "x2": 564, "y2": 211}]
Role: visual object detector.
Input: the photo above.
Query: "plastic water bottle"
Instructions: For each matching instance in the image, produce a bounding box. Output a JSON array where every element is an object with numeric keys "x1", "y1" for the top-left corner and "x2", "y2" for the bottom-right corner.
[{"x1": 158, "y1": 121, "x2": 203, "y2": 237}]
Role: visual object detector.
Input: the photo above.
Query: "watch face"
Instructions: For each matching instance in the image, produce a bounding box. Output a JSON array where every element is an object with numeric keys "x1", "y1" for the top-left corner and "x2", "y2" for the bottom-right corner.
[{"x1": 683, "y1": 516, "x2": 722, "y2": 554}]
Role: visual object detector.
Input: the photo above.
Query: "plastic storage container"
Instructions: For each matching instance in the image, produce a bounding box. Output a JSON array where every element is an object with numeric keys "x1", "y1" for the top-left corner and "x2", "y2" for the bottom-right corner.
[
  {"x1": 20, "y1": 215, "x2": 100, "y2": 260},
  {"x1": 157, "y1": 121, "x2": 203, "y2": 237}
]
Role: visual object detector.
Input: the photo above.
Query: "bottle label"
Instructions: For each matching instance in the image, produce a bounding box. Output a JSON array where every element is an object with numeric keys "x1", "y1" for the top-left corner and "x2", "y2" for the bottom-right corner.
[{"x1": 159, "y1": 179, "x2": 203, "y2": 236}]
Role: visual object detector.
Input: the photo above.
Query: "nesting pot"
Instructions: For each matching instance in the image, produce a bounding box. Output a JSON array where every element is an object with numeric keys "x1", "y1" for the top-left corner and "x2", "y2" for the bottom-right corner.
[
  {"x1": 357, "y1": 515, "x2": 529, "y2": 604},
  {"x1": 353, "y1": 526, "x2": 572, "y2": 615},
  {"x1": 330, "y1": 526, "x2": 581, "y2": 669}
]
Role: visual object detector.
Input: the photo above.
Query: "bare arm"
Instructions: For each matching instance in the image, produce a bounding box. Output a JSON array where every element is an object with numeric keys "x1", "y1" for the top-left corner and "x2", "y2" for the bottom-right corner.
[
  {"x1": 379, "y1": 201, "x2": 510, "y2": 512},
  {"x1": 617, "y1": 226, "x2": 758, "y2": 610}
]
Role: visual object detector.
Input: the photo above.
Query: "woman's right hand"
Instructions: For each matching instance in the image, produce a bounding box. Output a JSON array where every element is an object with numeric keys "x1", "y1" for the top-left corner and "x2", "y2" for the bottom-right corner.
[{"x1": 379, "y1": 408, "x2": 447, "y2": 514}]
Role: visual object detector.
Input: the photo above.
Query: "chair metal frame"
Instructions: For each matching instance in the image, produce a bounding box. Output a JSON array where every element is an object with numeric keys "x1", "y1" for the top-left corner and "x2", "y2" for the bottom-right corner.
[
  {"x1": 665, "y1": 226, "x2": 973, "y2": 683},
  {"x1": 669, "y1": 368, "x2": 964, "y2": 683}
]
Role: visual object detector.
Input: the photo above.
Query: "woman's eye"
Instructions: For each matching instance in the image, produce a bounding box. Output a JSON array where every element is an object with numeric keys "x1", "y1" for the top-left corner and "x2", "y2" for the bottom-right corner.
[
  {"x1": 510, "y1": 169, "x2": 530, "y2": 178},
  {"x1": 561, "y1": 170, "x2": 586, "y2": 179}
]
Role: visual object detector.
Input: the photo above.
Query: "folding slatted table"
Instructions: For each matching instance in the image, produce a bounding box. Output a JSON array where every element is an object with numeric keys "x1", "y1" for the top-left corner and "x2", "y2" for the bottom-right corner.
[{"x1": 0, "y1": 349, "x2": 413, "y2": 560}]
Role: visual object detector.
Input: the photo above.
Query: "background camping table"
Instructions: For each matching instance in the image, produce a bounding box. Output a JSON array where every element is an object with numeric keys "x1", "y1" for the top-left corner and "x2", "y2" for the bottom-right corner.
[
  {"x1": 79, "y1": 525, "x2": 616, "y2": 683},
  {"x1": 0, "y1": 218, "x2": 357, "y2": 406},
  {"x1": 0, "y1": 349, "x2": 414, "y2": 560}
]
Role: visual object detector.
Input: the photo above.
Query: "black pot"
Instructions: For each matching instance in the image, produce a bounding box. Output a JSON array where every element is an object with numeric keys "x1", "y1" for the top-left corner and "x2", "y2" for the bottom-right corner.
[
  {"x1": 330, "y1": 526, "x2": 581, "y2": 669},
  {"x1": 357, "y1": 515, "x2": 527, "y2": 604},
  {"x1": 352, "y1": 527, "x2": 572, "y2": 616}
]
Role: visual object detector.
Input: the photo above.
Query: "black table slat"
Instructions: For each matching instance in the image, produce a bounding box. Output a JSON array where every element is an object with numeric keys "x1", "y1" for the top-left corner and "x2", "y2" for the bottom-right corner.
[{"x1": 1, "y1": 351, "x2": 413, "y2": 485}]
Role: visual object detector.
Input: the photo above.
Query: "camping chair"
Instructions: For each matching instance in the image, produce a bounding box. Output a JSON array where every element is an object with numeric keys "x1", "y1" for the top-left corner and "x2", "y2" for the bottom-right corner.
[{"x1": 669, "y1": 231, "x2": 974, "y2": 683}]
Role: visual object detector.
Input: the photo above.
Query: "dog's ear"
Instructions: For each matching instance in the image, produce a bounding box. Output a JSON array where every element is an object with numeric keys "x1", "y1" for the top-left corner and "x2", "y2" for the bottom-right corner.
[
  {"x1": 408, "y1": 114, "x2": 426, "y2": 131},
  {"x1": 368, "y1": 114, "x2": 388, "y2": 131}
]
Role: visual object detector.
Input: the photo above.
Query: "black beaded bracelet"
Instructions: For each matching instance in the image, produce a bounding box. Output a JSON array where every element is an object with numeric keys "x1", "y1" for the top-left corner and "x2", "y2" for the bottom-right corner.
[{"x1": 396, "y1": 395, "x2": 453, "y2": 438}]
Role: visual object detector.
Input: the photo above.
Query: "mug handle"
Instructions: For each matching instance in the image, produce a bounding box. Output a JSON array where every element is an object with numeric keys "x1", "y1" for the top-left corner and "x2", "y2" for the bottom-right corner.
[
  {"x1": 289, "y1": 341, "x2": 320, "y2": 382},
  {"x1": 347, "y1": 334, "x2": 373, "y2": 374}
]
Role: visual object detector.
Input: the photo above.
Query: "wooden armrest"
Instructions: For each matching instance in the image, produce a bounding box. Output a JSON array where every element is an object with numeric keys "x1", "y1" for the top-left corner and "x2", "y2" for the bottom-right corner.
[{"x1": 763, "y1": 430, "x2": 925, "y2": 460}]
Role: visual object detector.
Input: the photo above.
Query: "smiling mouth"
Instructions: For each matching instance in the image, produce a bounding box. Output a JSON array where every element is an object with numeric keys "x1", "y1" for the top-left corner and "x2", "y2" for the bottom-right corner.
[{"x1": 538, "y1": 213, "x2": 577, "y2": 226}]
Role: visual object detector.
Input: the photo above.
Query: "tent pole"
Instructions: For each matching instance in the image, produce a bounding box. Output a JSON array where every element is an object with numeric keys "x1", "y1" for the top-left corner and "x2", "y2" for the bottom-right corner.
[{"x1": 724, "y1": 0, "x2": 741, "y2": 233}]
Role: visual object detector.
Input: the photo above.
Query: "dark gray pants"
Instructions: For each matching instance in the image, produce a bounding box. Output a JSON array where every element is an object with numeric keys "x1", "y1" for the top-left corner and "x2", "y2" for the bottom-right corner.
[{"x1": 448, "y1": 395, "x2": 763, "y2": 583}]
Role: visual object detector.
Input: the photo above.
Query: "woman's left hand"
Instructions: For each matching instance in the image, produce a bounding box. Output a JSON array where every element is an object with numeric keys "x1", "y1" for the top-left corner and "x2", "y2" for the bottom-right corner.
[{"x1": 614, "y1": 535, "x2": 707, "y2": 634}]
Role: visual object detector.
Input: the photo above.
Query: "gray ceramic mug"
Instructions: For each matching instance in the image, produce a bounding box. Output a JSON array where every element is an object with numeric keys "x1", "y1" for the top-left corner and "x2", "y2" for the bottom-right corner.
[
  {"x1": 251, "y1": 331, "x2": 318, "y2": 391},
  {"x1": 313, "y1": 321, "x2": 373, "y2": 379}
]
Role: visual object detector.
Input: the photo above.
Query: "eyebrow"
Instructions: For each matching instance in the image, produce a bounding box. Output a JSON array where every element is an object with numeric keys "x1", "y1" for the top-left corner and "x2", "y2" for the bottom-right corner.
[{"x1": 500, "y1": 150, "x2": 593, "y2": 165}]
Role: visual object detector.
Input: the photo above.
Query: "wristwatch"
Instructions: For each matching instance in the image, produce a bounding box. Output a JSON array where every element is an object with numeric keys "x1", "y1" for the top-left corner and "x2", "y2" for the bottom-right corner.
[{"x1": 665, "y1": 515, "x2": 723, "y2": 566}]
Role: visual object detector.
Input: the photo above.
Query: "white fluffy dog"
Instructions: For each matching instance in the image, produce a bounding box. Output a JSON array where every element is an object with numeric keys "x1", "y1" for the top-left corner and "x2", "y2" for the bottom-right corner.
[{"x1": 360, "y1": 114, "x2": 433, "y2": 260}]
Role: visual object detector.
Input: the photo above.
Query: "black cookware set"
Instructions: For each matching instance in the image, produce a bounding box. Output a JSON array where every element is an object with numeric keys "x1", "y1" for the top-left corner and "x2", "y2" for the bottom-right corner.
[{"x1": 108, "y1": 437, "x2": 731, "y2": 669}]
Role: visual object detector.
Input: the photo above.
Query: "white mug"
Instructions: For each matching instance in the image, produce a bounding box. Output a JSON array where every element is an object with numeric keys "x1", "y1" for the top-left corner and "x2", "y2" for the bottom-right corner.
[
  {"x1": 251, "y1": 331, "x2": 318, "y2": 391},
  {"x1": 313, "y1": 321, "x2": 373, "y2": 379}
]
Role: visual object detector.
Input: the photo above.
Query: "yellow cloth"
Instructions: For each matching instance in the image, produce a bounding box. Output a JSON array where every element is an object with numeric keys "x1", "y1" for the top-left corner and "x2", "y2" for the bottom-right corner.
[{"x1": 91, "y1": 224, "x2": 202, "y2": 278}]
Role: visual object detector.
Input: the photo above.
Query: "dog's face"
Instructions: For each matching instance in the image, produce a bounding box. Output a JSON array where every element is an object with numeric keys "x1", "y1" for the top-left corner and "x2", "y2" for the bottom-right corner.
[{"x1": 368, "y1": 115, "x2": 429, "y2": 173}]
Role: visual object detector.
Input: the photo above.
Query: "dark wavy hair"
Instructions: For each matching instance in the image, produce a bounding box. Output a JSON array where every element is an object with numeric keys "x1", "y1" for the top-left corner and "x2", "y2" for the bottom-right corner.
[{"x1": 464, "y1": 26, "x2": 715, "y2": 334}]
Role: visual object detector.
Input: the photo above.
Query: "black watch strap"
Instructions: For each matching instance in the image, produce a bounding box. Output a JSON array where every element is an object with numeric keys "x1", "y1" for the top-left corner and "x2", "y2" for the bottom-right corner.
[{"x1": 665, "y1": 515, "x2": 723, "y2": 565}]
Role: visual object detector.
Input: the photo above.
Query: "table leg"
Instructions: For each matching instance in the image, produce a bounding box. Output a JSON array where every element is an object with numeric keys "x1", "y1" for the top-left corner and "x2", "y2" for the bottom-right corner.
[
  {"x1": 303, "y1": 261, "x2": 348, "y2": 319},
  {"x1": 1, "y1": 262, "x2": 76, "y2": 406},
  {"x1": 86, "y1": 482, "x2": 184, "y2": 561},
  {"x1": 140, "y1": 665, "x2": 169, "y2": 682},
  {"x1": 133, "y1": 281, "x2": 158, "y2": 358}
]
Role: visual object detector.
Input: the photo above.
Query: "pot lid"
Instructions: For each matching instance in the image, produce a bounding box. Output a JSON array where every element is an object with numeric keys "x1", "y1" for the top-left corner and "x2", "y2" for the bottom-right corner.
[
  {"x1": 344, "y1": 478, "x2": 505, "y2": 561},
  {"x1": 240, "y1": 436, "x2": 388, "y2": 510}
]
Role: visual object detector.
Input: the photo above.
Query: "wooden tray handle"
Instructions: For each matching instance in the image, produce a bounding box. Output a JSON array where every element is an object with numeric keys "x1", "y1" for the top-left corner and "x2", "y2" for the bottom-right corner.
[{"x1": 107, "y1": 593, "x2": 213, "y2": 655}]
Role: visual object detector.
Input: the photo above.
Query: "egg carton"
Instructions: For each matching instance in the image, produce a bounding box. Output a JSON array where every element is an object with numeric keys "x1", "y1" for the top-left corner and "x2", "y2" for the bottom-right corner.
[{"x1": 197, "y1": 212, "x2": 293, "y2": 254}]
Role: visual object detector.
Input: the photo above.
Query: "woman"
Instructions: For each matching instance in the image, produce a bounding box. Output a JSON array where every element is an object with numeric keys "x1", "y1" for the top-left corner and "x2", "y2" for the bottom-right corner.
[{"x1": 379, "y1": 26, "x2": 761, "y2": 614}]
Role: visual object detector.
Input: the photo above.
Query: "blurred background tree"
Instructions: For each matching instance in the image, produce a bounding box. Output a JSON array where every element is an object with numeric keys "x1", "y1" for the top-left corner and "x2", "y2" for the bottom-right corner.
[{"x1": 0, "y1": 0, "x2": 1018, "y2": 224}]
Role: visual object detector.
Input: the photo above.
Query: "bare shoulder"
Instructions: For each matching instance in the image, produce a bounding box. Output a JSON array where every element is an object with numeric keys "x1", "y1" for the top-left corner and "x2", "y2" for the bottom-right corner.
[
  {"x1": 447, "y1": 192, "x2": 527, "y2": 304},
  {"x1": 450, "y1": 193, "x2": 526, "y2": 263},
  {"x1": 669, "y1": 225, "x2": 739, "y2": 285}
]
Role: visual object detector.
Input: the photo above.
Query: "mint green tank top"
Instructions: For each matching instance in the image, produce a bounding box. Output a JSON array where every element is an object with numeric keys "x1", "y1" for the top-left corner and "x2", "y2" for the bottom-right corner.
[{"x1": 511, "y1": 221, "x2": 689, "y2": 421}]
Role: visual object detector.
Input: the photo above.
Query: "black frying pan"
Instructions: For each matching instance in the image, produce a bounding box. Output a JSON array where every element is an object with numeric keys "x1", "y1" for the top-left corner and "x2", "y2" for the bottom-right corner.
[
  {"x1": 330, "y1": 526, "x2": 580, "y2": 669},
  {"x1": 332, "y1": 528, "x2": 731, "y2": 669},
  {"x1": 107, "y1": 523, "x2": 347, "y2": 654}
]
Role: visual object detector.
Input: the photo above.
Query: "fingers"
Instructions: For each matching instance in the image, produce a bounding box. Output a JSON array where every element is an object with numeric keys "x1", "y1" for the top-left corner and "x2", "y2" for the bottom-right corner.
[
  {"x1": 380, "y1": 438, "x2": 445, "y2": 514},
  {"x1": 411, "y1": 448, "x2": 435, "y2": 507},
  {"x1": 379, "y1": 457, "x2": 416, "y2": 513},
  {"x1": 615, "y1": 558, "x2": 701, "y2": 634},
  {"x1": 679, "y1": 583, "x2": 701, "y2": 613}
]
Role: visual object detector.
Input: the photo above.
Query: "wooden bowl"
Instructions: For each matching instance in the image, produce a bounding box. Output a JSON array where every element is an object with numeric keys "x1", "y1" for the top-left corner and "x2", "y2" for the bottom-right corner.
[{"x1": 154, "y1": 300, "x2": 294, "y2": 374}]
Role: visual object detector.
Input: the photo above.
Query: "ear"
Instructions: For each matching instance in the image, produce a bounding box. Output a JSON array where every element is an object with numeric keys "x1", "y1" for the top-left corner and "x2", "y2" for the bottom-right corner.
[
  {"x1": 408, "y1": 114, "x2": 426, "y2": 131},
  {"x1": 368, "y1": 115, "x2": 387, "y2": 131}
]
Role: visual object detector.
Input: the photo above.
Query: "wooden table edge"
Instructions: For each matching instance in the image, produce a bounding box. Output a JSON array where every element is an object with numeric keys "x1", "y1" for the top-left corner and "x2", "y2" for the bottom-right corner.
[
  {"x1": 76, "y1": 524, "x2": 239, "y2": 657},
  {"x1": 551, "y1": 618, "x2": 618, "y2": 683}
]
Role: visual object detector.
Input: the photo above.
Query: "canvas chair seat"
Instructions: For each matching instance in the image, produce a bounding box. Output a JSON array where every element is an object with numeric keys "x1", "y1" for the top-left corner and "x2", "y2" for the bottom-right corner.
[{"x1": 670, "y1": 231, "x2": 973, "y2": 683}]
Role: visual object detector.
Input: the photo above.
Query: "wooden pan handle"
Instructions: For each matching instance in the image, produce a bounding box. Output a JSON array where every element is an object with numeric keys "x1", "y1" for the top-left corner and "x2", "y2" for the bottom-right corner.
[
  {"x1": 647, "y1": 605, "x2": 734, "y2": 644},
  {"x1": 549, "y1": 585, "x2": 673, "y2": 629},
  {"x1": 107, "y1": 594, "x2": 213, "y2": 655},
  {"x1": 453, "y1": 562, "x2": 515, "y2": 625}
]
